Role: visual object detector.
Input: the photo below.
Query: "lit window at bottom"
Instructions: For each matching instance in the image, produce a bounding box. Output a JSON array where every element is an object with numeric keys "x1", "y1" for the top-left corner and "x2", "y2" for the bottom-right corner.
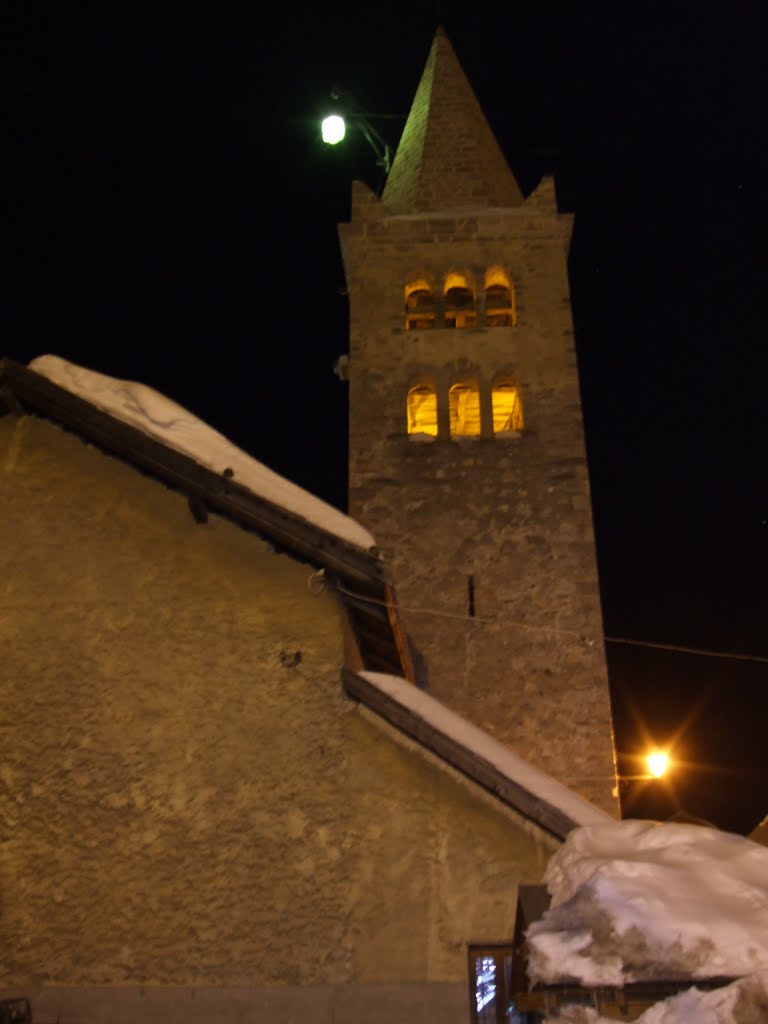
[
  {"x1": 470, "y1": 946, "x2": 522, "y2": 1024},
  {"x1": 475, "y1": 955, "x2": 497, "y2": 1014}
]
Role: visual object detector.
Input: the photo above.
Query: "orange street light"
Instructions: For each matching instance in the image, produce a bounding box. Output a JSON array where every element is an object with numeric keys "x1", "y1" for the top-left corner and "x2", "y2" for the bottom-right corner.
[{"x1": 646, "y1": 750, "x2": 670, "y2": 778}]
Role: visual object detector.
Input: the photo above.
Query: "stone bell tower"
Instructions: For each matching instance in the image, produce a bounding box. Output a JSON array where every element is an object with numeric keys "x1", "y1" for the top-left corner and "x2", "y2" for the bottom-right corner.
[{"x1": 338, "y1": 28, "x2": 618, "y2": 814}]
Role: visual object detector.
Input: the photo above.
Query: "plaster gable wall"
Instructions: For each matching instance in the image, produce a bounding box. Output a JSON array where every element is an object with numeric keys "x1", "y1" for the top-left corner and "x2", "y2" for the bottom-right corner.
[{"x1": 0, "y1": 415, "x2": 552, "y2": 1014}]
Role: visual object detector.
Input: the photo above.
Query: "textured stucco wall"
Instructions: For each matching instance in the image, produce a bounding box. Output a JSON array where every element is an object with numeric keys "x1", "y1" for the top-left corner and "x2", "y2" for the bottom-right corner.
[
  {"x1": 340, "y1": 181, "x2": 618, "y2": 814},
  {"x1": 0, "y1": 415, "x2": 554, "y2": 1021}
]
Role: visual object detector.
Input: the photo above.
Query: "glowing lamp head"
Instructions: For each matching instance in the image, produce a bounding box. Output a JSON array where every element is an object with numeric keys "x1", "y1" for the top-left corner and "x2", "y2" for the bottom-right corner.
[
  {"x1": 321, "y1": 114, "x2": 346, "y2": 145},
  {"x1": 646, "y1": 750, "x2": 669, "y2": 778}
]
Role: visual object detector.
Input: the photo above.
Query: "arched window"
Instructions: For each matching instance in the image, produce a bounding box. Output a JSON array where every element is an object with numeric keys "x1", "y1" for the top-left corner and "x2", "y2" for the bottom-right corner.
[
  {"x1": 484, "y1": 267, "x2": 515, "y2": 327},
  {"x1": 405, "y1": 278, "x2": 435, "y2": 330},
  {"x1": 492, "y1": 381, "x2": 523, "y2": 435},
  {"x1": 407, "y1": 384, "x2": 438, "y2": 438},
  {"x1": 449, "y1": 381, "x2": 481, "y2": 438},
  {"x1": 444, "y1": 272, "x2": 477, "y2": 329}
]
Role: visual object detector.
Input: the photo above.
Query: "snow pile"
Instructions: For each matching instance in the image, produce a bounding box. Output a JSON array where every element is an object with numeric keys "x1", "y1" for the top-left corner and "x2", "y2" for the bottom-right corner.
[
  {"x1": 528, "y1": 820, "x2": 768, "y2": 985},
  {"x1": 29, "y1": 355, "x2": 376, "y2": 551},
  {"x1": 527, "y1": 820, "x2": 768, "y2": 1023}
]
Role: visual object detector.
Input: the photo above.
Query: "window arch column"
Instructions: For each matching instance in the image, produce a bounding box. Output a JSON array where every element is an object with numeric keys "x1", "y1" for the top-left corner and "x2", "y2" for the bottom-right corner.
[
  {"x1": 491, "y1": 375, "x2": 524, "y2": 435},
  {"x1": 404, "y1": 278, "x2": 436, "y2": 330},
  {"x1": 406, "y1": 380, "x2": 438, "y2": 438},
  {"x1": 484, "y1": 267, "x2": 515, "y2": 327},
  {"x1": 444, "y1": 271, "x2": 477, "y2": 329},
  {"x1": 448, "y1": 378, "x2": 481, "y2": 438}
]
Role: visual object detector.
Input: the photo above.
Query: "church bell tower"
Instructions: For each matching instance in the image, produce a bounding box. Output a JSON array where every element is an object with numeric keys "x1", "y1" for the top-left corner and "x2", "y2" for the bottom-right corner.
[{"x1": 338, "y1": 28, "x2": 618, "y2": 814}]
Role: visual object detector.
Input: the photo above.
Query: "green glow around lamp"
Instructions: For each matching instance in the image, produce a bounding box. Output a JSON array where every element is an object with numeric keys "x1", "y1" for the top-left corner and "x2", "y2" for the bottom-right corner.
[
  {"x1": 320, "y1": 87, "x2": 393, "y2": 174},
  {"x1": 321, "y1": 114, "x2": 346, "y2": 146}
]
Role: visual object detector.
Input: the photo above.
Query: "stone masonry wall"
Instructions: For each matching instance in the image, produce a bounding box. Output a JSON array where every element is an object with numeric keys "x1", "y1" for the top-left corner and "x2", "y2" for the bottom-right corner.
[
  {"x1": 340, "y1": 181, "x2": 618, "y2": 813},
  {"x1": 0, "y1": 415, "x2": 554, "y2": 1022}
]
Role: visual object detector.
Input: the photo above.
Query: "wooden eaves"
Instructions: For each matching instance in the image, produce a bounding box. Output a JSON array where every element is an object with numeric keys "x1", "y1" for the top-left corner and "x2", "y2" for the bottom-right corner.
[{"x1": 0, "y1": 359, "x2": 408, "y2": 678}]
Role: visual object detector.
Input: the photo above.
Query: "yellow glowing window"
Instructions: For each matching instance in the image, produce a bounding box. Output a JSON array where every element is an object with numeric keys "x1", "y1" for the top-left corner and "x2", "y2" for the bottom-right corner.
[
  {"x1": 407, "y1": 385, "x2": 438, "y2": 436},
  {"x1": 405, "y1": 280, "x2": 435, "y2": 330},
  {"x1": 444, "y1": 272, "x2": 477, "y2": 329},
  {"x1": 449, "y1": 382, "x2": 481, "y2": 437},
  {"x1": 484, "y1": 267, "x2": 515, "y2": 327},
  {"x1": 492, "y1": 384, "x2": 523, "y2": 434}
]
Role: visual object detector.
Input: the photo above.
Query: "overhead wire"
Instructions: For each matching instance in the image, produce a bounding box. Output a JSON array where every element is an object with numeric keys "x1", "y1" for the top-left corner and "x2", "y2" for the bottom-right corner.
[
  {"x1": 329, "y1": 579, "x2": 768, "y2": 666},
  {"x1": 603, "y1": 636, "x2": 768, "y2": 665}
]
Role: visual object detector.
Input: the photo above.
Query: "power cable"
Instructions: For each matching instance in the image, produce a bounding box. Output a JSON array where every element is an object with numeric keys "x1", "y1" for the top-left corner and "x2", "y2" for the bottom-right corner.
[{"x1": 328, "y1": 579, "x2": 768, "y2": 666}]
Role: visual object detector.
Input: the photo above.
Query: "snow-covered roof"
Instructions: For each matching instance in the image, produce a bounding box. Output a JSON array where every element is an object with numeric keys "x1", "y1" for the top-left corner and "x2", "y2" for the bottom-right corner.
[
  {"x1": 527, "y1": 819, "x2": 768, "y2": 1023},
  {"x1": 354, "y1": 671, "x2": 612, "y2": 837},
  {"x1": 28, "y1": 355, "x2": 376, "y2": 553}
]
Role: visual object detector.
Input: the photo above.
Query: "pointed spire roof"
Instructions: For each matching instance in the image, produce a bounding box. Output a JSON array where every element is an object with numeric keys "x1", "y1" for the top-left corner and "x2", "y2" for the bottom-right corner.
[{"x1": 382, "y1": 28, "x2": 524, "y2": 214}]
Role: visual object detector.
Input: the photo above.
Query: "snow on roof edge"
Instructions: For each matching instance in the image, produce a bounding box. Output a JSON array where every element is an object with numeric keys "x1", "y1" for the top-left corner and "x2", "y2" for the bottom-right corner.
[
  {"x1": 28, "y1": 355, "x2": 376, "y2": 553},
  {"x1": 359, "y1": 670, "x2": 612, "y2": 830}
]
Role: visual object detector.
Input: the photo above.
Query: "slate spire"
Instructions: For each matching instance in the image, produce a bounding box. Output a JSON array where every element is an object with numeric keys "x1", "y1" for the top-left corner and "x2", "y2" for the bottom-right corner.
[{"x1": 382, "y1": 27, "x2": 524, "y2": 214}]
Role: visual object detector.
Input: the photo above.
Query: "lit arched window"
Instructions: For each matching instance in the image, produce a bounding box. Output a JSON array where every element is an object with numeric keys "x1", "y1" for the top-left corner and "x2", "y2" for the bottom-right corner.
[
  {"x1": 484, "y1": 267, "x2": 515, "y2": 327},
  {"x1": 405, "y1": 278, "x2": 435, "y2": 330},
  {"x1": 492, "y1": 382, "x2": 523, "y2": 435},
  {"x1": 444, "y1": 272, "x2": 477, "y2": 329},
  {"x1": 449, "y1": 381, "x2": 481, "y2": 437},
  {"x1": 407, "y1": 384, "x2": 438, "y2": 438}
]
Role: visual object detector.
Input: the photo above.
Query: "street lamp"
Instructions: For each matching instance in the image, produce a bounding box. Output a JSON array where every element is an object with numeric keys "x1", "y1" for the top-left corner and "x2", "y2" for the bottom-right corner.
[
  {"x1": 575, "y1": 750, "x2": 673, "y2": 804},
  {"x1": 321, "y1": 114, "x2": 346, "y2": 146},
  {"x1": 577, "y1": 751, "x2": 673, "y2": 785},
  {"x1": 646, "y1": 750, "x2": 670, "y2": 778},
  {"x1": 320, "y1": 86, "x2": 394, "y2": 175}
]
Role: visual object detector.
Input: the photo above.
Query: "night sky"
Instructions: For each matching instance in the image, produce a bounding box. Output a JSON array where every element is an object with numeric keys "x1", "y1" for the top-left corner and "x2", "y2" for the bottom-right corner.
[{"x1": 7, "y1": 4, "x2": 767, "y2": 833}]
